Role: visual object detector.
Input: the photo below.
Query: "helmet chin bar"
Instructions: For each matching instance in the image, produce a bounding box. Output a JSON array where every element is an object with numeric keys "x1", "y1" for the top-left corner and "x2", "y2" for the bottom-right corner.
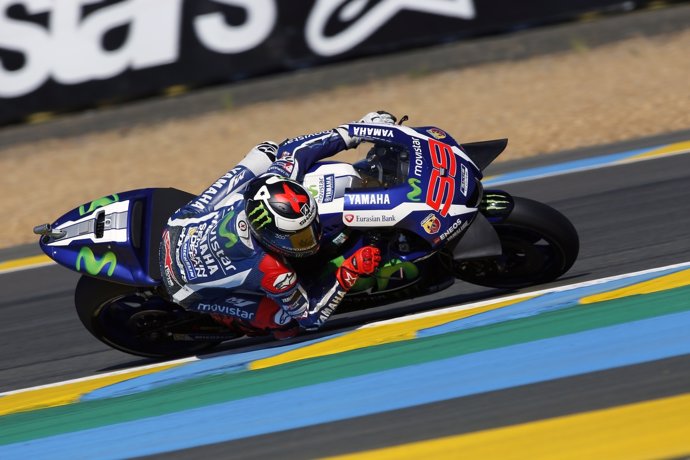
[{"x1": 252, "y1": 227, "x2": 320, "y2": 259}]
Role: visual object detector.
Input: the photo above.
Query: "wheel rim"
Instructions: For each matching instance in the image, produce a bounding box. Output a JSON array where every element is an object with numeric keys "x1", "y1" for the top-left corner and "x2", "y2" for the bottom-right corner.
[
  {"x1": 455, "y1": 225, "x2": 567, "y2": 289},
  {"x1": 93, "y1": 292, "x2": 220, "y2": 358}
]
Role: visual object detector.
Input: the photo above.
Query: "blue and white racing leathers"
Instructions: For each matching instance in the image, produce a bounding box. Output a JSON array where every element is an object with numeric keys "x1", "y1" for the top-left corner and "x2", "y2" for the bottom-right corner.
[{"x1": 160, "y1": 128, "x2": 356, "y2": 333}]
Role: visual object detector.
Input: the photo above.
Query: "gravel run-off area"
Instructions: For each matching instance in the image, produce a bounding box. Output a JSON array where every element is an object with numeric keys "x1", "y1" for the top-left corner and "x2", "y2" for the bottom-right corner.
[{"x1": 2, "y1": 27, "x2": 689, "y2": 250}]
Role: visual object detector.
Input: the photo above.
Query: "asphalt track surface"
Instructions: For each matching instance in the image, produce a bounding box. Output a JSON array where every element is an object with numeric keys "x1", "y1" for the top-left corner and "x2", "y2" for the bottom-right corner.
[{"x1": 1, "y1": 130, "x2": 690, "y2": 458}]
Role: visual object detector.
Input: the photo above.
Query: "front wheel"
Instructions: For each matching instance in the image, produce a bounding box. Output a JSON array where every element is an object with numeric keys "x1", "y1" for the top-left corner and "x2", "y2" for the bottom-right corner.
[
  {"x1": 75, "y1": 276, "x2": 229, "y2": 359},
  {"x1": 454, "y1": 197, "x2": 579, "y2": 289}
]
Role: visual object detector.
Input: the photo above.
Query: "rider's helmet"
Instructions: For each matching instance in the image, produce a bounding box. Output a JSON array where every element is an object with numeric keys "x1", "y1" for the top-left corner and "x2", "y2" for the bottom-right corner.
[{"x1": 244, "y1": 174, "x2": 321, "y2": 258}]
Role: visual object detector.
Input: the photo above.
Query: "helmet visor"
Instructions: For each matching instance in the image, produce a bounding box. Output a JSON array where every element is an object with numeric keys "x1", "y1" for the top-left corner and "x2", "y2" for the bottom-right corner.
[{"x1": 288, "y1": 224, "x2": 319, "y2": 254}]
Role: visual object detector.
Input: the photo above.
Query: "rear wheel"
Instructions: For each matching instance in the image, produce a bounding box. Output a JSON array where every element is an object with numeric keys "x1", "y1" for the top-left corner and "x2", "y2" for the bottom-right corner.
[
  {"x1": 454, "y1": 197, "x2": 579, "y2": 289},
  {"x1": 75, "y1": 276, "x2": 229, "y2": 359}
]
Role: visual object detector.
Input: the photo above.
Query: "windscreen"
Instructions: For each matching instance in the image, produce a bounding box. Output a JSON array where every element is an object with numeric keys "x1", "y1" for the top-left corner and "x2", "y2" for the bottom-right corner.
[{"x1": 352, "y1": 144, "x2": 410, "y2": 188}]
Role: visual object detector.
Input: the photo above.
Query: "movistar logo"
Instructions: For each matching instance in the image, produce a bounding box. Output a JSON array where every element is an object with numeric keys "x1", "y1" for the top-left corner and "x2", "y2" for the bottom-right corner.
[
  {"x1": 376, "y1": 259, "x2": 419, "y2": 290},
  {"x1": 79, "y1": 194, "x2": 119, "y2": 216},
  {"x1": 407, "y1": 178, "x2": 422, "y2": 202},
  {"x1": 248, "y1": 203, "x2": 272, "y2": 229},
  {"x1": 76, "y1": 247, "x2": 117, "y2": 276},
  {"x1": 218, "y1": 210, "x2": 238, "y2": 248},
  {"x1": 307, "y1": 184, "x2": 319, "y2": 198}
]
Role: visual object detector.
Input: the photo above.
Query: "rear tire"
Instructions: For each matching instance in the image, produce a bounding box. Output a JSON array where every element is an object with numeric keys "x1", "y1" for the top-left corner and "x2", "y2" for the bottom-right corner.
[
  {"x1": 75, "y1": 276, "x2": 224, "y2": 359},
  {"x1": 454, "y1": 197, "x2": 579, "y2": 289}
]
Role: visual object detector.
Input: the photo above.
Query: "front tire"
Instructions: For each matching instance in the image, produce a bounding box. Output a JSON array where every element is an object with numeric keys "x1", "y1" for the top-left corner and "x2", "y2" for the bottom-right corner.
[
  {"x1": 75, "y1": 276, "x2": 224, "y2": 359},
  {"x1": 454, "y1": 197, "x2": 579, "y2": 289}
]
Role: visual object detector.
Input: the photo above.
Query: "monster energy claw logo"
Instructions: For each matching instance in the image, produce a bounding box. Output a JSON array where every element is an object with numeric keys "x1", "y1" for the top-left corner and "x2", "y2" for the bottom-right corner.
[
  {"x1": 76, "y1": 247, "x2": 117, "y2": 276},
  {"x1": 79, "y1": 194, "x2": 119, "y2": 216},
  {"x1": 483, "y1": 193, "x2": 511, "y2": 211},
  {"x1": 248, "y1": 203, "x2": 272, "y2": 229}
]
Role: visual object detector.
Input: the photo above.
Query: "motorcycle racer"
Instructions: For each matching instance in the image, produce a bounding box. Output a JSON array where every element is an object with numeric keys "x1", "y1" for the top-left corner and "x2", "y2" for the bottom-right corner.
[{"x1": 159, "y1": 112, "x2": 395, "y2": 338}]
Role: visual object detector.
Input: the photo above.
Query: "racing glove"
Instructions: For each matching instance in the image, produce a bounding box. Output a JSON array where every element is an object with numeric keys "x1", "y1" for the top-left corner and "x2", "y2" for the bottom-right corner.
[
  {"x1": 336, "y1": 246, "x2": 382, "y2": 290},
  {"x1": 337, "y1": 111, "x2": 397, "y2": 148},
  {"x1": 358, "y1": 111, "x2": 397, "y2": 125},
  {"x1": 255, "y1": 141, "x2": 278, "y2": 161}
]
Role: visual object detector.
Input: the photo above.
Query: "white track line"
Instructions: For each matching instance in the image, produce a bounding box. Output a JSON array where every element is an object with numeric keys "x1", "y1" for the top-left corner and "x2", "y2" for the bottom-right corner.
[{"x1": 3, "y1": 260, "x2": 688, "y2": 397}]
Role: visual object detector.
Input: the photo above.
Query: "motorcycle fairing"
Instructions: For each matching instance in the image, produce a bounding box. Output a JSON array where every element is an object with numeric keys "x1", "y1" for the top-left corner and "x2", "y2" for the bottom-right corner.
[
  {"x1": 339, "y1": 123, "x2": 482, "y2": 248},
  {"x1": 38, "y1": 188, "x2": 194, "y2": 286},
  {"x1": 459, "y1": 139, "x2": 508, "y2": 171},
  {"x1": 302, "y1": 162, "x2": 362, "y2": 240},
  {"x1": 346, "y1": 123, "x2": 481, "y2": 175},
  {"x1": 302, "y1": 162, "x2": 361, "y2": 208}
]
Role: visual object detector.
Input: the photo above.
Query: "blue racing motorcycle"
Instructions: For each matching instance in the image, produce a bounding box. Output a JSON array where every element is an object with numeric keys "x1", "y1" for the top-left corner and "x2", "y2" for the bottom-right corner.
[{"x1": 34, "y1": 119, "x2": 579, "y2": 358}]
